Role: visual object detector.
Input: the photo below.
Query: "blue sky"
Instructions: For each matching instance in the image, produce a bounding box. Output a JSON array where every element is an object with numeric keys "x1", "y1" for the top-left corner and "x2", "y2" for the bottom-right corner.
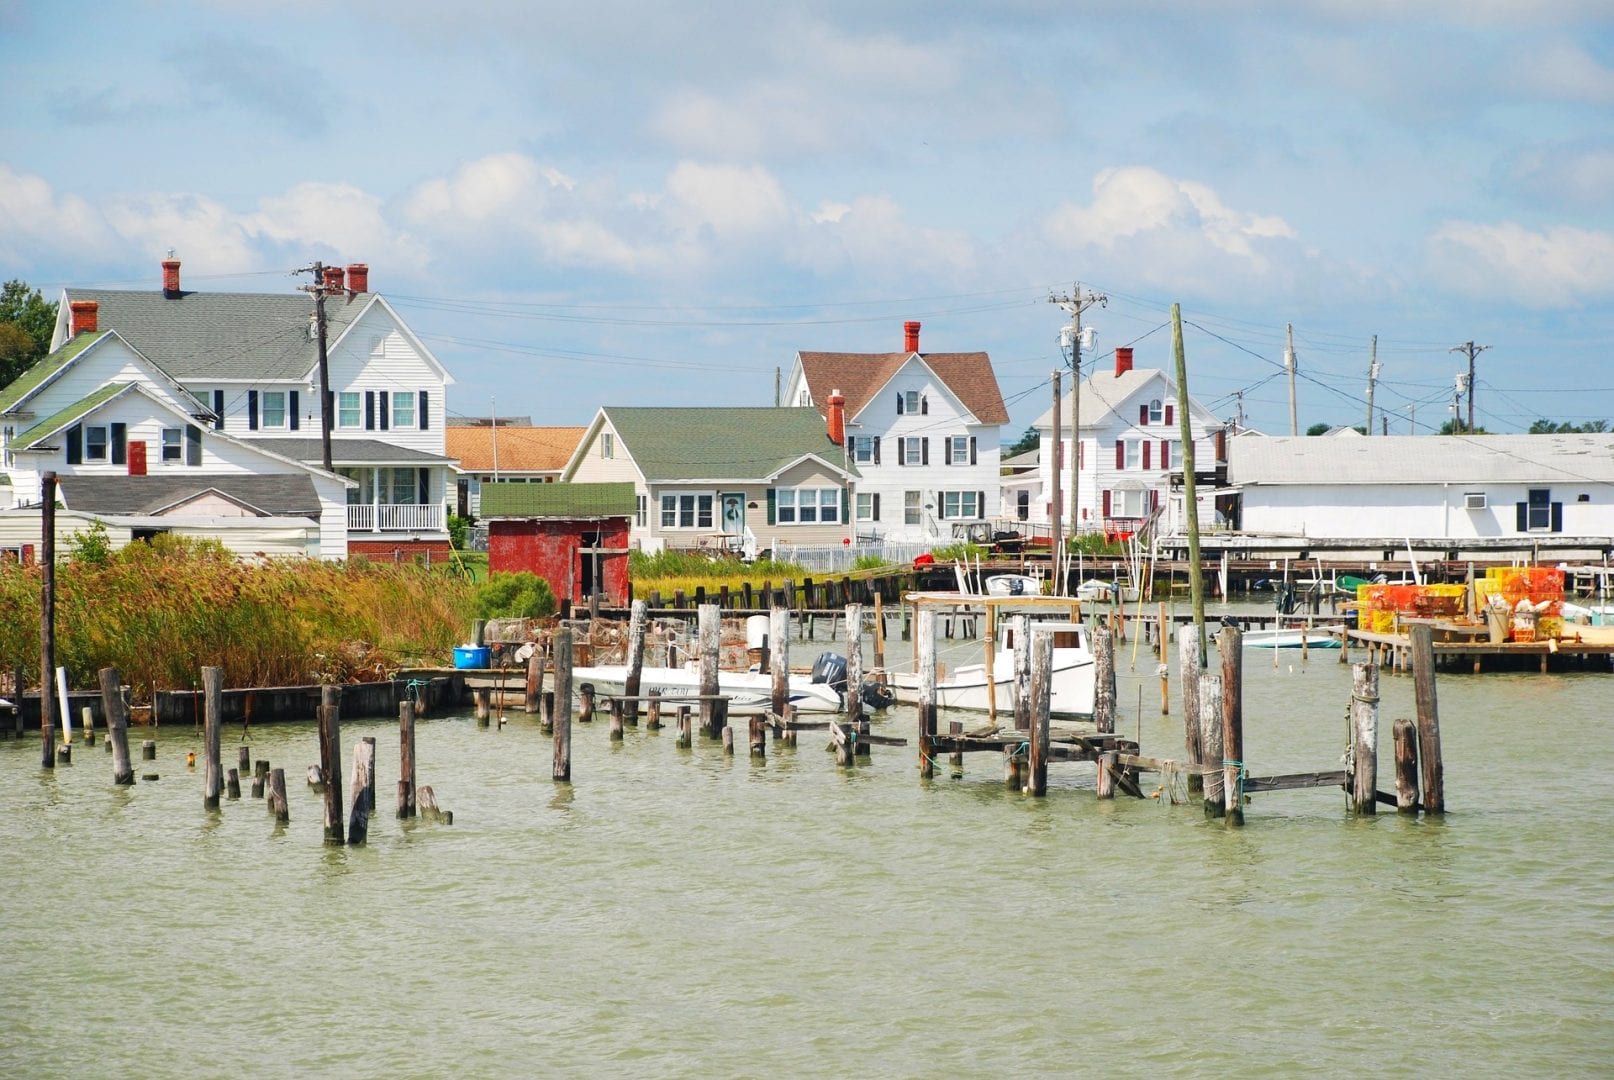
[{"x1": 2, "y1": 0, "x2": 1611, "y2": 437}]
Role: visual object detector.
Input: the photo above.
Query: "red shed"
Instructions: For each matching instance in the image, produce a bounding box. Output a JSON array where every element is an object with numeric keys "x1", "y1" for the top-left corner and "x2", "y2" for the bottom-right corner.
[{"x1": 482, "y1": 481, "x2": 635, "y2": 606}]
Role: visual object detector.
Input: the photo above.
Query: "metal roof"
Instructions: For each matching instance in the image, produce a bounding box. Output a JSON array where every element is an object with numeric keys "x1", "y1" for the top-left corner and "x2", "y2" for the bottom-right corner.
[{"x1": 1229, "y1": 434, "x2": 1614, "y2": 486}]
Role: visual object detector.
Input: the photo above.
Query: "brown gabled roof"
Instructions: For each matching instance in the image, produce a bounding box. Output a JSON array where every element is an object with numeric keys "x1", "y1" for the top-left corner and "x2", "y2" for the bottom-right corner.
[
  {"x1": 796, "y1": 351, "x2": 1010, "y2": 426},
  {"x1": 445, "y1": 426, "x2": 586, "y2": 473}
]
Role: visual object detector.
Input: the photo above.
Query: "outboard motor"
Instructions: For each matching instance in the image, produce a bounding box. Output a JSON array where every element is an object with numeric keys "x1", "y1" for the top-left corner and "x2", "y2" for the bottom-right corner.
[
  {"x1": 861, "y1": 683, "x2": 897, "y2": 711},
  {"x1": 810, "y1": 652, "x2": 848, "y2": 696}
]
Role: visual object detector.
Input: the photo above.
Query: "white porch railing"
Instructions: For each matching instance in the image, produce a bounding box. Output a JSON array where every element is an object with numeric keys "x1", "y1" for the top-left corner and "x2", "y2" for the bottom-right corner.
[{"x1": 346, "y1": 503, "x2": 444, "y2": 533}]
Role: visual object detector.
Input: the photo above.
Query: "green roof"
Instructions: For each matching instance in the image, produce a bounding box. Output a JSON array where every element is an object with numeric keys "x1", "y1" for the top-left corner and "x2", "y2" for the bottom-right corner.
[
  {"x1": 14, "y1": 383, "x2": 136, "y2": 447},
  {"x1": 603, "y1": 406, "x2": 856, "y2": 482},
  {"x1": 480, "y1": 481, "x2": 636, "y2": 519},
  {"x1": 0, "y1": 330, "x2": 109, "y2": 414}
]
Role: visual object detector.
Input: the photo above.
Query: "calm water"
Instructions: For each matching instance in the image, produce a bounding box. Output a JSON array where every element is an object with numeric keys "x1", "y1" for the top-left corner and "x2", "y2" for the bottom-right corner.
[{"x1": 3, "y1": 621, "x2": 1612, "y2": 1078}]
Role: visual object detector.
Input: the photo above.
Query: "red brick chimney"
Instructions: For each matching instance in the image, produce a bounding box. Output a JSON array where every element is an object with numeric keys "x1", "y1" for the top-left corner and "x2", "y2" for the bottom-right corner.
[
  {"x1": 904, "y1": 320, "x2": 921, "y2": 353},
  {"x1": 345, "y1": 263, "x2": 369, "y2": 293},
  {"x1": 162, "y1": 258, "x2": 181, "y2": 298},
  {"x1": 827, "y1": 389, "x2": 846, "y2": 446},
  {"x1": 69, "y1": 299, "x2": 99, "y2": 335},
  {"x1": 1115, "y1": 346, "x2": 1134, "y2": 376},
  {"x1": 322, "y1": 265, "x2": 346, "y2": 293}
]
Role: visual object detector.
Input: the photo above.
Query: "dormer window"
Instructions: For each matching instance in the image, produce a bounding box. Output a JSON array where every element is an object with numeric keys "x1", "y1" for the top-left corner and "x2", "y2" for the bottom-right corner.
[
  {"x1": 798, "y1": 389, "x2": 810, "y2": 406},
  {"x1": 1148, "y1": 399, "x2": 1163, "y2": 423},
  {"x1": 897, "y1": 390, "x2": 927, "y2": 415}
]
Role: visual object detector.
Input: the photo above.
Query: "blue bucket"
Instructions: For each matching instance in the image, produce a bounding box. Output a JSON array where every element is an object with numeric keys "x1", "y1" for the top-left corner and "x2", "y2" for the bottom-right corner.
[{"x1": 453, "y1": 646, "x2": 490, "y2": 669}]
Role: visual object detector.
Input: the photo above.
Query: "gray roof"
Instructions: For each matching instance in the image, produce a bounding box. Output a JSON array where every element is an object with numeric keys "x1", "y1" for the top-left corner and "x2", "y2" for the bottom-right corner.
[
  {"x1": 58, "y1": 474, "x2": 323, "y2": 518},
  {"x1": 61, "y1": 289, "x2": 364, "y2": 382},
  {"x1": 1229, "y1": 434, "x2": 1614, "y2": 486},
  {"x1": 238, "y1": 437, "x2": 453, "y2": 466},
  {"x1": 1029, "y1": 367, "x2": 1216, "y2": 429}
]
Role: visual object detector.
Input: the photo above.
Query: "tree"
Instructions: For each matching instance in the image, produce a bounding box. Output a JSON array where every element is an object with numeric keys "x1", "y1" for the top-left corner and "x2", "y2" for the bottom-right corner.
[
  {"x1": 1306, "y1": 423, "x2": 1330, "y2": 436},
  {"x1": 1439, "y1": 419, "x2": 1488, "y2": 434},
  {"x1": 0, "y1": 279, "x2": 56, "y2": 390},
  {"x1": 1529, "y1": 418, "x2": 1609, "y2": 433},
  {"x1": 1004, "y1": 425, "x2": 1039, "y2": 457}
]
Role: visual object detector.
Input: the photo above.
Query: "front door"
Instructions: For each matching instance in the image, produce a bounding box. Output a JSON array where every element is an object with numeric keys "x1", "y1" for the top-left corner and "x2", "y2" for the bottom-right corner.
[{"x1": 720, "y1": 492, "x2": 745, "y2": 547}]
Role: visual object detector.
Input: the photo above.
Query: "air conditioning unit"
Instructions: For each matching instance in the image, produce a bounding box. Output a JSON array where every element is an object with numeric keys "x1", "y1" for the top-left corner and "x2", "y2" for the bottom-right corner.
[{"x1": 1464, "y1": 492, "x2": 1487, "y2": 510}]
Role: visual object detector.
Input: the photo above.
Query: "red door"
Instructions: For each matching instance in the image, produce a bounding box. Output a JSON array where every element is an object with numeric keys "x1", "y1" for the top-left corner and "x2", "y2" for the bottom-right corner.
[{"x1": 128, "y1": 441, "x2": 147, "y2": 476}]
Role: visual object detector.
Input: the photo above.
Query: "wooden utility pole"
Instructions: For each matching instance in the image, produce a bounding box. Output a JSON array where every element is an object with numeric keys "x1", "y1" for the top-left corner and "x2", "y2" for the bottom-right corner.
[
  {"x1": 1451, "y1": 341, "x2": 1488, "y2": 434},
  {"x1": 1048, "y1": 370, "x2": 1062, "y2": 588},
  {"x1": 1171, "y1": 306, "x2": 1206, "y2": 661},
  {"x1": 1365, "y1": 335, "x2": 1379, "y2": 436},
  {"x1": 297, "y1": 262, "x2": 338, "y2": 472},
  {"x1": 1049, "y1": 285, "x2": 1106, "y2": 542},
  {"x1": 1285, "y1": 323, "x2": 1298, "y2": 436},
  {"x1": 39, "y1": 471, "x2": 56, "y2": 769}
]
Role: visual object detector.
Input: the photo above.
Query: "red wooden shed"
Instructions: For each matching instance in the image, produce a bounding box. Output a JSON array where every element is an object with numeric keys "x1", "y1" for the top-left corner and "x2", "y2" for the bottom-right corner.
[{"x1": 481, "y1": 481, "x2": 635, "y2": 606}]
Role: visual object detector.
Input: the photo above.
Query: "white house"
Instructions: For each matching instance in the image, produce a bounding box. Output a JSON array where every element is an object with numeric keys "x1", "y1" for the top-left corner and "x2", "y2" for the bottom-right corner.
[
  {"x1": 13, "y1": 259, "x2": 458, "y2": 560},
  {"x1": 782, "y1": 320, "x2": 1009, "y2": 541},
  {"x1": 1029, "y1": 346, "x2": 1224, "y2": 538}
]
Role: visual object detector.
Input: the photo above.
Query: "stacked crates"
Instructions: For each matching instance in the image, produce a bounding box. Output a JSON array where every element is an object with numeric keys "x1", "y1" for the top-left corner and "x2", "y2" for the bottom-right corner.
[
  {"x1": 1354, "y1": 582, "x2": 1468, "y2": 633},
  {"x1": 1475, "y1": 567, "x2": 1565, "y2": 640}
]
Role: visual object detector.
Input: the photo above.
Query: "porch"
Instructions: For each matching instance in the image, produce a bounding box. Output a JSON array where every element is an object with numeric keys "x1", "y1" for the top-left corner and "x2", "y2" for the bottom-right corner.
[{"x1": 346, "y1": 502, "x2": 445, "y2": 533}]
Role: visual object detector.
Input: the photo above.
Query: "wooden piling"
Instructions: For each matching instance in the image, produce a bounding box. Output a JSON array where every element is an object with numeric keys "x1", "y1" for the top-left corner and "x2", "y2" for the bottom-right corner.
[
  {"x1": 949, "y1": 720, "x2": 964, "y2": 774},
  {"x1": 578, "y1": 684, "x2": 594, "y2": 724},
  {"x1": 39, "y1": 471, "x2": 57, "y2": 770},
  {"x1": 474, "y1": 687, "x2": 491, "y2": 724},
  {"x1": 348, "y1": 737, "x2": 374, "y2": 844},
  {"x1": 552, "y1": 626, "x2": 573, "y2": 783},
  {"x1": 1012, "y1": 615, "x2": 1032, "y2": 732},
  {"x1": 623, "y1": 598, "x2": 647, "y2": 720},
  {"x1": 268, "y1": 767, "x2": 289, "y2": 822},
  {"x1": 749, "y1": 715, "x2": 765, "y2": 759},
  {"x1": 1096, "y1": 750, "x2": 1117, "y2": 799},
  {"x1": 98, "y1": 667, "x2": 134, "y2": 786},
  {"x1": 645, "y1": 688, "x2": 662, "y2": 730},
  {"x1": 609, "y1": 699, "x2": 624, "y2": 740},
  {"x1": 540, "y1": 690, "x2": 555, "y2": 732},
  {"x1": 202, "y1": 666, "x2": 224, "y2": 810},
  {"x1": 676, "y1": 705, "x2": 692, "y2": 748},
  {"x1": 873, "y1": 591, "x2": 886, "y2": 668},
  {"x1": 80, "y1": 705, "x2": 94, "y2": 746},
  {"x1": 722, "y1": 724, "x2": 734, "y2": 756},
  {"x1": 1348, "y1": 662, "x2": 1379, "y2": 815},
  {"x1": 251, "y1": 767, "x2": 265, "y2": 799},
  {"x1": 917, "y1": 608, "x2": 937, "y2": 779},
  {"x1": 1199, "y1": 671, "x2": 1224, "y2": 818},
  {"x1": 319, "y1": 684, "x2": 344, "y2": 844},
  {"x1": 525, "y1": 642, "x2": 546, "y2": 714},
  {"x1": 1393, "y1": 717, "x2": 1419, "y2": 814},
  {"x1": 224, "y1": 767, "x2": 239, "y2": 798},
  {"x1": 1002, "y1": 745, "x2": 1021, "y2": 789},
  {"x1": 1092, "y1": 625, "x2": 1116, "y2": 735},
  {"x1": 1409, "y1": 625, "x2": 1444, "y2": 814},
  {"x1": 142, "y1": 739, "x2": 156, "y2": 761},
  {"x1": 769, "y1": 606, "x2": 790, "y2": 720},
  {"x1": 1179, "y1": 631, "x2": 1202, "y2": 794},
  {"x1": 1218, "y1": 626, "x2": 1244, "y2": 825},
  {"x1": 1027, "y1": 627, "x2": 1052, "y2": 795},
  {"x1": 398, "y1": 699, "x2": 417, "y2": 818},
  {"x1": 698, "y1": 604, "x2": 721, "y2": 738},
  {"x1": 1158, "y1": 603, "x2": 1170, "y2": 714},
  {"x1": 845, "y1": 603, "x2": 863, "y2": 725}
]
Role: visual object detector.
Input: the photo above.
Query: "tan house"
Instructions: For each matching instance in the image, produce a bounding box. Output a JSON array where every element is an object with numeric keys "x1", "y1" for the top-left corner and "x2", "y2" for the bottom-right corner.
[{"x1": 447, "y1": 425, "x2": 586, "y2": 517}]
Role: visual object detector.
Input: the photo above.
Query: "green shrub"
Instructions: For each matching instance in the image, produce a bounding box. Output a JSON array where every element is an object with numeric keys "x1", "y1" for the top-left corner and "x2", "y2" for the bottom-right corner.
[
  {"x1": 67, "y1": 519, "x2": 113, "y2": 566},
  {"x1": 852, "y1": 553, "x2": 892, "y2": 571},
  {"x1": 447, "y1": 513, "x2": 470, "y2": 549},
  {"x1": 475, "y1": 571, "x2": 556, "y2": 619},
  {"x1": 929, "y1": 542, "x2": 987, "y2": 562}
]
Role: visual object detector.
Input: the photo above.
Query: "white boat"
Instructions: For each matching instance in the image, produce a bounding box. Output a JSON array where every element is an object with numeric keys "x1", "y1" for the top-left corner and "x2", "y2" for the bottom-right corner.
[
  {"x1": 1075, "y1": 579, "x2": 1138, "y2": 603},
  {"x1": 884, "y1": 617, "x2": 1096, "y2": 718},
  {"x1": 984, "y1": 573, "x2": 1044, "y2": 597},
  {"x1": 568, "y1": 663, "x2": 844, "y2": 714},
  {"x1": 1561, "y1": 601, "x2": 1614, "y2": 626},
  {"x1": 1242, "y1": 624, "x2": 1344, "y2": 649}
]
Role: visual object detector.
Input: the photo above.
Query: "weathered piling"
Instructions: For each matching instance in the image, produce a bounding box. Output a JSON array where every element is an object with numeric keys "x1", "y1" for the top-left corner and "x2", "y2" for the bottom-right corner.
[
  {"x1": 251, "y1": 765, "x2": 265, "y2": 799},
  {"x1": 1199, "y1": 671, "x2": 1224, "y2": 818},
  {"x1": 319, "y1": 684, "x2": 344, "y2": 844},
  {"x1": 578, "y1": 684, "x2": 594, "y2": 724},
  {"x1": 1096, "y1": 749, "x2": 1117, "y2": 799},
  {"x1": 1158, "y1": 602, "x2": 1171, "y2": 714},
  {"x1": 540, "y1": 691, "x2": 555, "y2": 732},
  {"x1": 1012, "y1": 615, "x2": 1031, "y2": 732},
  {"x1": 39, "y1": 471, "x2": 57, "y2": 770},
  {"x1": 1028, "y1": 627, "x2": 1052, "y2": 796},
  {"x1": 624, "y1": 599, "x2": 647, "y2": 720},
  {"x1": 56, "y1": 744, "x2": 70, "y2": 764},
  {"x1": 1002, "y1": 745, "x2": 1021, "y2": 789},
  {"x1": 873, "y1": 591, "x2": 886, "y2": 668},
  {"x1": 398, "y1": 700, "x2": 417, "y2": 818},
  {"x1": 1348, "y1": 662, "x2": 1379, "y2": 815},
  {"x1": 1218, "y1": 626, "x2": 1244, "y2": 825},
  {"x1": 844, "y1": 603, "x2": 863, "y2": 726},
  {"x1": 80, "y1": 705, "x2": 94, "y2": 746},
  {"x1": 698, "y1": 604, "x2": 721, "y2": 737},
  {"x1": 749, "y1": 715, "x2": 765, "y2": 759},
  {"x1": 202, "y1": 666, "x2": 224, "y2": 810},
  {"x1": 348, "y1": 737, "x2": 374, "y2": 845},
  {"x1": 769, "y1": 606, "x2": 790, "y2": 720},
  {"x1": 525, "y1": 643, "x2": 546, "y2": 715},
  {"x1": 1092, "y1": 625, "x2": 1117, "y2": 735},
  {"x1": 708, "y1": 697, "x2": 729, "y2": 741},
  {"x1": 645, "y1": 689, "x2": 662, "y2": 730},
  {"x1": 142, "y1": 739, "x2": 156, "y2": 761},
  {"x1": 609, "y1": 699, "x2": 624, "y2": 741},
  {"x1": 474, "y1": 687, "x2": 491, "y2": 724},
  {"x1": 1179, "y1": 630, "x2": 1203, "y2": 795},
  {"x1": 721, "y1": 723, "x2": 735, "y2": 755},
  {"x1": 949, "y1": 720, "x2": 964, "y2": 774},
  {"x1": 829, "y1": 719, "x2": 853, "y2": 766},
  {"x1": 237, "y1": 744, "x2": 250, "y2": 778},
  {"x1": 268, "y1": 768, "x2": 289, "y2": 822},
  {"x1": 226, "y1": 767, "x2": 240, "y2": 799},
  {"x1": 1409, "y1": 625, "x2": 1444, "y2": 814},
  {"x1": 98, "y1": 667, "x2": 134, "y2": 786},
  {"x1": 1393, "y1": 717, "x2": 1419, "y2": 814},
  {"x1": 917, "y1": 609, "x2": 937, "y2": 779},
  {"x1": 676, "y1": 705, "x2": 692, "y2": 748},
  {"x1": 552, "y1": 627, "x2": 573, "y2": 782}
]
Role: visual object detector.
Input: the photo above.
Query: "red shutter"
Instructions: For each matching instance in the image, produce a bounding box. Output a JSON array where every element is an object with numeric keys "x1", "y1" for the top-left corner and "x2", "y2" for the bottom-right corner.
[
  {"x1": 128, "y1": 440, "x2": 147, "y2": 476},
  {"x1": 1102, "y1": 490, "x2": 1111, "y2": 518},
  {"x1": 1139, "y1": 404, "x2": 1149, "y2": 425},
  {"x1": 1115, "y1": 441, "x2": 1125, "y2": 469},
  {"x1": 1165, "y1": 404, "x2": 1174, "y2": 426},
  {"x1": 1160, "y1": 440, "x2": 1170, "y2": 470},
  {"x1": 1142, "y1": 442, "x2": 1151, "y2": 470}
]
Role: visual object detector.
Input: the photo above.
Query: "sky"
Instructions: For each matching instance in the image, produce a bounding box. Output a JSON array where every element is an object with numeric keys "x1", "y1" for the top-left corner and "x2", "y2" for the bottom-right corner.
[{"x1": 2, "y1": 0, "x2": 1611, "y2": 439}]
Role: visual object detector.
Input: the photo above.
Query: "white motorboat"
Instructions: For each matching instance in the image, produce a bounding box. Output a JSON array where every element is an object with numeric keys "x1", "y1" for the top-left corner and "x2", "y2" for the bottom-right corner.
[
  {"x1": 984, "y1": 573, "x2": 1044, "y2": 597},
  {"x1": 884, "y1": 618, "x2": 1096, "y2": 718},
  {"x1": 1241, "y1": 624, "x2": 1344, "y2": 649},
  {"x1": 567, "y1": 662, "x2": 844, "y2": 714}
]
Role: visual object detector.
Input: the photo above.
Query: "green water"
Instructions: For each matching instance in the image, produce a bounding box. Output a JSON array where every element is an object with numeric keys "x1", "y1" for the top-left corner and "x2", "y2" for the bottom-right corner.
[{"x1": 3, "y1": 635, "x2": 1611, "y2": 1078}]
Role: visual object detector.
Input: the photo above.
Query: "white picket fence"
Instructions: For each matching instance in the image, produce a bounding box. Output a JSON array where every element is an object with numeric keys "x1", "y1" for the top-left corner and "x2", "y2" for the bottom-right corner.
[{"x1": 771, "y1": 540, "x2": 936, "y2": 573}]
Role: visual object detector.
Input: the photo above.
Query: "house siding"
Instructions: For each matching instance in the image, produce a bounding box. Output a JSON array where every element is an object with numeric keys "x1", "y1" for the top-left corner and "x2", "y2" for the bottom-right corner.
[
  {"x1": 1239, "y1": 483, "x2": 1614, "y2": 539},
  {"x1": 488, "y1": 517, "x2": 632, "y2": 606}
]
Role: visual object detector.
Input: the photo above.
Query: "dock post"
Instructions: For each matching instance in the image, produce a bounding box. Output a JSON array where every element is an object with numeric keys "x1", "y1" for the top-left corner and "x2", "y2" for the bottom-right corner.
[
  {"x1": 873, "y1": 591, "x2": 886, "y2": 668},
  {"x1": 749, "y1": 715, "x2": 765, "y2": 759},
  {"x1": 268, "y1": 767, "x2": 289, "y2": 822},
  {"x1": 1095, "y1": 750, "x2": 1116, "y2": 799},
  {"x1": 577, "y1": 684, "x2": 594, "y2": 724},
  {"x1": 348, "y1": 737, "x2": 374, "y2": 845},
  {"x1": 237, "y1": 744, "x2": 250, "y2": 778},
  {"x1": 142, "y1": 739, "x2": 157, "y2": 761},
  {"x1": 540, "y1": 691, "x2": 555, "y2": 733},
  {"x1": 524, "y1": 643, "x2": 545, "y2": 715},
  {"x1": 1393, "y1": 717, "x2": 1419, "y2": 814},
  {"x1": 609, "y1": 699, "x2": 624, "y2": 741},
  {"x1": 1198, "y1": 671, "x2": 1224, "y2": 818},
  {"x1": 845, "y1": 603, "x2": 863, "y2": 727},
  {"x1": 1028, "y1": 627, "x2": 1052, "y2": 796},
  {"x1": 1158, "y1": 603, "x2": 1170, "y2": 714},
  {"x1": 624, "y1": 599, "x2": 647, "y2": 721},
  {"x1": 949, "y1": 720, "x2": 964, "y2": 775},
  {"x1": 98, "y1": 667, "x2": 134, "y2": 786},
  {"x1": 645, "y1": 689, "x2": 662, "y2": 730},
  {"x1": 697, "y1": 604, "x2": 721, "y2": 738},
  {"x1": 1179, "y1": 630, "x2": 1203, "y2": 795},
  {"x1": 1409, "y1": 624, "x2": 1444, "y2": 814},
  {"x1": 319, "y1": 684, "x2": 344, "y2": 844},
  {"x1": 1092, "y1": 626, "x2": 1116, "y2": 735},
  {"x1": 39, "y1": 472, "x2": 57, "y2": 770},
  {"x1": 398, "y1": 700, "x2": 416, "y2": 818},
  {"x1": 552, "y1": 627, "x2": 573, "y2": 782},
  {"x1": 676, "y1": 705, "x2": 692, "y2": 748},
  {"x1": 226, "y1": 767, "x2": 240, "y2": 799},
  {"x1": 1348, "y1": 662, "x2": 1379, "y2": 815},
  {"x1": 917, "y1": 608, "x2": 937, "y2": 779},
  {"x1": 1218, "y1": 626, "x2": 1244, "y2": 825},
  {"x1": 1012, "y1": 616, "x2": 1032, "y2": 732},
  {"x1": 202, "y1": 666, "x2": 223, "y2": 810},
  {"x1": 474, "y1": 687, "x2": 491, "y2": 724},
  {"x1": 769, "y1": 606, "x2": 790, "y2": 721},
  {"x1": 722, "y1": 723, "x2": 735, "y2": 755}
]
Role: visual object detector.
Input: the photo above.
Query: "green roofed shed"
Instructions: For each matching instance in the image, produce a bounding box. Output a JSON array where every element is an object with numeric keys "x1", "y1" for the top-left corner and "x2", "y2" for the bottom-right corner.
[{"x1": 479, "y1": 481, "x2": 636, "y2": 519}]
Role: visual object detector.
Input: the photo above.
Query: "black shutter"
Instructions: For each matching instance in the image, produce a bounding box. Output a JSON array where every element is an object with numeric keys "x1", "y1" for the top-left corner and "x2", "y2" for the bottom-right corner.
[
  {"x1": 1551, "y1": 502, "x2": 1563, "y2": 533},
  {"x1": 873, "y1": 436, "x2": 881, "y2": 465},
  {"x1": 379, "y1": 391, "x2": 389, "y2": 431},
  {"x1": 896, "y1": 395, "x2": 904, "y2": 415},
  {"x1": 289, "y1": 390, "x2": 300, "y2": 431},
  {"x1": 212, "y1": 390, "x2": 224, "y2": 430},
  {"x1": 1516, "y1": 502, "x2": 1527, "y2": 531},
  {"x1": 969, "y1": 436, "x2": 977, "y2": 465},
  {"x1": 921, "y1": 395, "x2": 928, "y2": 415},
  {"x1": 419, "y1": 391, "x2": 429, "y2": 430},
  {"x1": 365, "y1": 391, "x2": 375, "y2": 431},
  {"x1": 111, "y1": 423, "x2": 126, "y2": 465},
  {"x1": 185, "y1": 425, "x2": 201, "y2": 466},
  {"x1": 873, "y1": 493, "x2": 880, "y2": 520},
  {"x1": 248, "y1": 390, "x2": 259, "y2": 430},
  {"x1": 418, "y1": 467, "x2": 429, "y2": 504},
  {"x1": 896, "y1": 437, "x2": 905, "y2": 466},
  {"x1": 842, "y1": 489, "x2": 850, "y2": 524},
  {"x1": 325, "y1": 391, "x2": 334, "y2": 428},
  {"x1": 921, "y1": 438, "x2": 929, "y2": 466},
  {"x1": 66, "y1": 424, "x2": 82, "y2": 465},
  {"x1": 977, "y1": 490, "x2": 985, "y2": 518},
  {"x1": 767, "y1": 488, "x2": 776, "y2": 525}
]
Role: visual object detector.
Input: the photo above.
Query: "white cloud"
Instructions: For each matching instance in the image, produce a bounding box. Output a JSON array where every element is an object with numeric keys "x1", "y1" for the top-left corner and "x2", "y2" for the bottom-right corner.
[
  {"x1": 1506, "y1": 39, "x2": 1614, "y2": 105},
  {"x1": 663, "y1": 162, "x2": 791, "y2": 238},
  {"x1": 1427, "y1": 220, "x2": 1614, "y2": 307},
  {"x1": 0, "y1": 163, "x2": 113, "y2": 267}
]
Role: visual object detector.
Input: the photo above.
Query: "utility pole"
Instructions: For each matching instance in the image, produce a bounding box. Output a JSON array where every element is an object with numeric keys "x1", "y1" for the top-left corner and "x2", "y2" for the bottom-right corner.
[
  {"x1": 1407, "y1": 403, "x2": 1416, "y2": 435},
  {"x1": 1452, "y1": 373, "x2": 1467, "y2": 434},
  {"x1": 1049, "y1": 284, "x2": 1105, "y2": 541},
  {"x1": 1171, "y1": 304, "x2": 1206, "y2": 662},
  {"x1": 1451, "y1": 340, "x2": 1488, "y2": 433},
  {"x1": 1365, "y1": 335, "x2": 1379, "y2": 436},
  {"x1": 296, "y1": 262, "x2": 338, "y2": 473},
  {"x1": 1284, "y1": 323, "x2": 1298, "y2": 436},
  {"x1": 1049, "y1": 369, "x2": 1063, "y2": 591},
  {"x1": 1233, "y1": 390, "x2": 1245, "y2": 433}
]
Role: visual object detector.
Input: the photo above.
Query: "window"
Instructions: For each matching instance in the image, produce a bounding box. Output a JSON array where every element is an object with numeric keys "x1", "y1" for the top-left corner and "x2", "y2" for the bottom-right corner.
[
  {"x1": 338, "y1": 392, "x2": 361, "y2": 428},
  {"x1": 261, "y1": 391, "x2": 286, "y2": 428},
  {"x1": 1124, "y1": 441, "x2": 1141, "y2": 470},
  {"x1": 904, "y1": 490, "x2": 921, "y2": 526},
  {"x1": 852, "y1": 436, "x2": 875, "y2": 464},
  {"x1": 856, "y1": 492, "x2": 878, "y2": 521},
  {"x1": 1111, "y1": 489, "x2": 1148, "y2": 517},
  {"x1": 798, "y1": 389, "x2": 810, "y2": 406},
  {"x1": 1526, "y1": 488, "x2": 1552, "y2": 531},
  {"x1": 1016, "y1": 490, "x2": 1029, "y2": 521},
  {"x1": 601, "y1": 432, "x2": 614, "y2": 459},
  {"x1": 900, "y1": 390, "x2": 920, "y2": 414},
  {"x1": 776, "y1": 487, "x2": 840, "y2": 524},
  {"x1": 338, "y1": 467, "x2": 373, "y2": 505},
  {"x1": 392, "y1": 392, "x2": 414, "y2": 429},
  {"x1": 902, "y1": 438, "x2": 923, "y2": 466},
  {"x1": 660, "y1": 493, "x2": 713, "y2": 529},
  {"x1": 387, "y1": 467, "x2": 418, "y2": 504},
  {"x1": 161, "y1": 428, "x2": 182, "y2": 463},
  {"x1": 635, "y1": 495, "x2": 647, "y2": 527},
  {"x1": 940, "y1": 491, "x2": 981, "y2": 519},
  {"x1": 85, "y1": 425, "x2": 108, "y2": 461},
  {"x1": 2, "y1": 424, "x2": 11, "y2": 469},
  {"x1": 1148, "y1": 398, "x2": 1163, "y2": 423},
  {"x1": 947, "y1": 436, "x2": 970, "y2": 465}
]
